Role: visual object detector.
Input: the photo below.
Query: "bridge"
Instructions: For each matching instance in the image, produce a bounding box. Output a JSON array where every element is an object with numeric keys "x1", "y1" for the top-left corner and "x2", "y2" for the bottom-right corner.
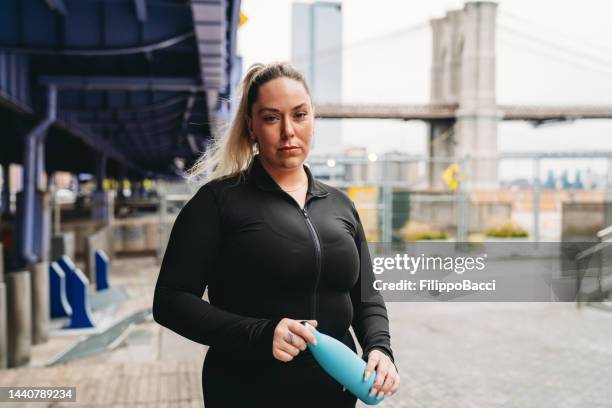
[
  {"x1": 314, "y1": 103, "x2": 612, "y2": 122},
  {"x1": 297, "y1": 2, "x2": 612, "y2": 190}
]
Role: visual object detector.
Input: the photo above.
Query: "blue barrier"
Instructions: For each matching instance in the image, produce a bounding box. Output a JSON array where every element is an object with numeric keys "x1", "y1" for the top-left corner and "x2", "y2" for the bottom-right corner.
[
  {"x1": 95, "y1": 250, "x2": 110, "y2": 291},
  {"x1": 49, "y1": 262, "x2": 72, "y2": 318},
  {"x1": 57, "y1": 256, "x2": 77, "y2": 294},
  {"x1": 57, "y1": 256, "x2": 95, "y2": 329}
]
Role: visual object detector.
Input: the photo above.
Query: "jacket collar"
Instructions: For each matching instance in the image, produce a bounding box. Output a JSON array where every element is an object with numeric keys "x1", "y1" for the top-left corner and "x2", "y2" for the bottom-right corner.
[{"x1": 250, "y1": 154, "x2": 329, "y2": 198}]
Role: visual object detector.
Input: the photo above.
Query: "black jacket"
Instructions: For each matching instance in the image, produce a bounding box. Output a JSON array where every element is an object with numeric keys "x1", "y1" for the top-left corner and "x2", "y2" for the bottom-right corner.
[{"x1": 152, "y1": 155, "x2": 394, "y2": 365}]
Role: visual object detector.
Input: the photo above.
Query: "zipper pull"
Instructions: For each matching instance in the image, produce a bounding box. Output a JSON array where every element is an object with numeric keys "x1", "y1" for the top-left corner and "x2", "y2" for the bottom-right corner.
[{"x1": 302, "y1": 208, "x2": 308, "y2": 217}]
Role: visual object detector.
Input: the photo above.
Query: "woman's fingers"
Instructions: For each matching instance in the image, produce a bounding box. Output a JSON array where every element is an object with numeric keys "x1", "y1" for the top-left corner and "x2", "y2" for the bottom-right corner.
[
  {"x1": 273, "y1": 333, "x2": 300, "y2": 361},
  {"x1": 369, "y1": 361, "x2": 389, "y2": 400},
  {"x1": 280, "y1": 340, "x2": 301, "y2": 356},
  {"x1": 292, "y1": 321, "x2": 318, "y2": 346},
  {"x1": 377, "y1": 366, "x2": 397, "y2": 398},
  {"x1": 389, "y1": 374, "x2": 401, "y2": 395},
  {"x1": 365, "y1": 349, "x2": 400, "y2": 399},
  {"x1": 285, "y1": 330, "x2": 308, "y2": 351},
  {"x1": 364, "y1": 350, "x2": 380, "y2": 381},
  {"x1": 272, "y1": 348, "x2": 295, "y2": 362},
  {"x1": 272, "y1": 318, "x2": 317, "y2": 362}
]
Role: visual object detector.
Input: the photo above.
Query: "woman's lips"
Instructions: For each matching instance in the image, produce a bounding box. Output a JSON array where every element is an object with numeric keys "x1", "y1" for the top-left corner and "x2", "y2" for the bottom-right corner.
[{"x1": 278, "y1": 146, "x2": 300, "y2": 155}]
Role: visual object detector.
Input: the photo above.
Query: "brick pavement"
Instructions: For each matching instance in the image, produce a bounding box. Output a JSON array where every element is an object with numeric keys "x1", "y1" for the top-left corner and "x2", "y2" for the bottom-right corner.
[{"x1": 376, "y1": 302, "x2": 612, "y2": 408}]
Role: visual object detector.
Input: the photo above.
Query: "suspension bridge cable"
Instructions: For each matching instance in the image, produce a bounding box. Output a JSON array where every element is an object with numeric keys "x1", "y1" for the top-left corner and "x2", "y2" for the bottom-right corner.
[
  {"x1": 292, "y1": 21, "x2": 429, "y2": 64},
  {"x1": 498, "y1": 24, "x2": 612, "y2": 70},
  {"x1": 499, "y1": 9, "x2": 612, "y2": 58},
  {"x1": 498, "y1": 33, "x2": 612, "y2": 81}
]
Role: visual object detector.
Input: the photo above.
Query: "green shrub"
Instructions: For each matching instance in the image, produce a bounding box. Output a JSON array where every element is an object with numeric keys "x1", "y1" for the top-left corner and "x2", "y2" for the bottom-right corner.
[
  {"x1": 407, "y1": 230, "x2": 449, "y2": 241},
  {"x1": 485, "y1": 223, "x2": 528, "y2": 238},
  {"x1": 399, "y1": 221, "x2": 449, "y2": 241}
]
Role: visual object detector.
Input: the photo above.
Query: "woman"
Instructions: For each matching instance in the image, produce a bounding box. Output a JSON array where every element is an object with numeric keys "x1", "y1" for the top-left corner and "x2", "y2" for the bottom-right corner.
[{"x1": 152, "y1": 62, "x2": 399, "y2": 407}]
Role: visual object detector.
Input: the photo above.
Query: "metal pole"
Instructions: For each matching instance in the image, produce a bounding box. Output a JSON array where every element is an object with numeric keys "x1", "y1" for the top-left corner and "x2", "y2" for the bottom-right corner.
[
  {"x1": 456, "y1": 156, "x2": 467, "y2": 243},
  {"x1": 533, "y1": 157, "x2": 541, "y2": 243},
  {"x1": 380, "y1": 156, "x2": 393, "y2": 243},
  {"x1": 49, "y1": 173, "x2": 60, "y2": 236},
  {"x1": 457, "y1": 180, "x2": 465, "y2": 242},
  {"x1": 0, "y1": 163, "x2": 9, "y2": 215},
  {"x1": 157, "y1": 185, "x2": 168, "y2": 264},
  {"x1": 19, "y1": 85, "x2": 56, "y2": 267},
  {"x1": 95, "y1": 154, "x2": 107, "y2": 193},
  {"x1": 35, "y1": 137, "x2": 45, "y2": 190},
  {"x1": 606, "y1": 158, "x2": 612, "y2": 202}
]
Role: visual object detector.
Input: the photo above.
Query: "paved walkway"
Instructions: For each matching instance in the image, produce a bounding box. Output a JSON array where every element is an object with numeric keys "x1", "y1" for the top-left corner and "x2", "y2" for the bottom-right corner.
[
  {"x1": 1, "y1": 256, "x2": 611, "y2": 407},
  {"x1": 0, "y1": 360, "x2": 202, "y2": 407},
  {"x1": 381, "y1": 302, "x2": 612, "y2": 408},
  {"x1": 1, "y1": 256, "x2": 206, "y2": 407}
]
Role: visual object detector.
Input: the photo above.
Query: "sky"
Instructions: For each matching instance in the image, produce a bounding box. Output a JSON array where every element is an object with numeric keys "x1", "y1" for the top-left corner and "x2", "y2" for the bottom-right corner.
[{"x1": 237, "y1": 0, "x2": 612, "y2": 180}]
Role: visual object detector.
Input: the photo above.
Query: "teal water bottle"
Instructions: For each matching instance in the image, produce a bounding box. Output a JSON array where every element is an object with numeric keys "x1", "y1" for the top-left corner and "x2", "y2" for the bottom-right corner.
[{"x1": 302, "y1": 322, "x2": 383, "y2": 405}]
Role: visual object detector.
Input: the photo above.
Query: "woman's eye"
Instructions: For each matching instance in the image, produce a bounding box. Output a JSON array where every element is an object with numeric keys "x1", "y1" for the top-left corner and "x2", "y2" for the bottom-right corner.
[{"x1": 263, "y1": 116, "x2": 278, "y2": 123}]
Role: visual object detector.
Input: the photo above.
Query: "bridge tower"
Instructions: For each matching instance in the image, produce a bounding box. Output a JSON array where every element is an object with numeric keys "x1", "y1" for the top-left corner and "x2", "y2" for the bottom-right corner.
[{"x1": 429, "y1": 1, "x2": 498, "y2": 190}]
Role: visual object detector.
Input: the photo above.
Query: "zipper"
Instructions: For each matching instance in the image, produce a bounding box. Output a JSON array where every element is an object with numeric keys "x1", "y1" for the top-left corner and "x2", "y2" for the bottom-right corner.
[{"x1": 301, "y1": 207, "x2": 322, "y2": 320}]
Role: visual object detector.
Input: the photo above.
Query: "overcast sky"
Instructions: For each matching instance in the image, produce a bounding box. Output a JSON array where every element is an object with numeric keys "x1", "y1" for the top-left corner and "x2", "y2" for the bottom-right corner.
[{"x1": 237, "y1": 0, "x2": 612, "y2": 179}]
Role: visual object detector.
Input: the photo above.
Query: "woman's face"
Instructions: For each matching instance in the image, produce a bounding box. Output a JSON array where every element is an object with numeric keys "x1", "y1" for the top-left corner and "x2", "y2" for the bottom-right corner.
[{"x1": 247, "y1": 77, "x2": 313, "y2": 171}]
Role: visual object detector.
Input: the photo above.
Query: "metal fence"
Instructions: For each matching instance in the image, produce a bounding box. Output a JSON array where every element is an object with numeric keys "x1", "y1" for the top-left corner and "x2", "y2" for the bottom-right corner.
[{"x1": 304, "y1": 151, "x2": 612, "y2": 244}]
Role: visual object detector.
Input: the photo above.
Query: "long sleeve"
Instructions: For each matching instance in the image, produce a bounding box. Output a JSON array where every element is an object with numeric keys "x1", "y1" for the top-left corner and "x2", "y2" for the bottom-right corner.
[
  {"x1": 152, "y1": 185, "x2": 278, "y2": 358},
  {"x1": 349, "y1": 201, "x2": 395, "y2": 364}
]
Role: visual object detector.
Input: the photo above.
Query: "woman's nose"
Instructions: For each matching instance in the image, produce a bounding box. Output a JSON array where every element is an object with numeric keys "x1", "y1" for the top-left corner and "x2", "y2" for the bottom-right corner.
[{"x1": 281, "y1": 117, "x2": 295, "y2": 139}]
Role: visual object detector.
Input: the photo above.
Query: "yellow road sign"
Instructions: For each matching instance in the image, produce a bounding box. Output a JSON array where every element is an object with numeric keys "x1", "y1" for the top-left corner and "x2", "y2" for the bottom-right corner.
[
  {"x1": 441, "y1": 163, "x2": 461, "y2": 190},
  {"x1": 239, "y1": 11, "x2": 248, "y2": 27}
]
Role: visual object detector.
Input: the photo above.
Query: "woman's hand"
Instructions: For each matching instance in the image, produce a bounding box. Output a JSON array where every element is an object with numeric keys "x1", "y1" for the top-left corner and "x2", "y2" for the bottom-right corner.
[
  {"x1": 364, "y1": 349, "x2": 400, "y2": 400},
  {"x1": 272, "y1": 318, "x2": 318, "y2": 362}
]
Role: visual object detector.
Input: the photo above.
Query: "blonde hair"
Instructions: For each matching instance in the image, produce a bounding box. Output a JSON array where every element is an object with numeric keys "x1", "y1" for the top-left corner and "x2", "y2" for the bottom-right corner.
[{"x1": 187, "y1": 61, "x2": 311, "y2": 183}]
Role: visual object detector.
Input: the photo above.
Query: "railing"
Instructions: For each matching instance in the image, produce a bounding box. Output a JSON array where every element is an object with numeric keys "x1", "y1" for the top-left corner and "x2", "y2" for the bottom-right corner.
[{"x1": 575, "y1": 225, "x2": 612, "y2": 307}]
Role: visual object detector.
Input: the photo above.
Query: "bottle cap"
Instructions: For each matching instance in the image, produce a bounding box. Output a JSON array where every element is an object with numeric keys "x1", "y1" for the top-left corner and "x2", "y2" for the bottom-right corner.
[{"x1": 300, "y1": 321, "x2": 315, "y2": 332}]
